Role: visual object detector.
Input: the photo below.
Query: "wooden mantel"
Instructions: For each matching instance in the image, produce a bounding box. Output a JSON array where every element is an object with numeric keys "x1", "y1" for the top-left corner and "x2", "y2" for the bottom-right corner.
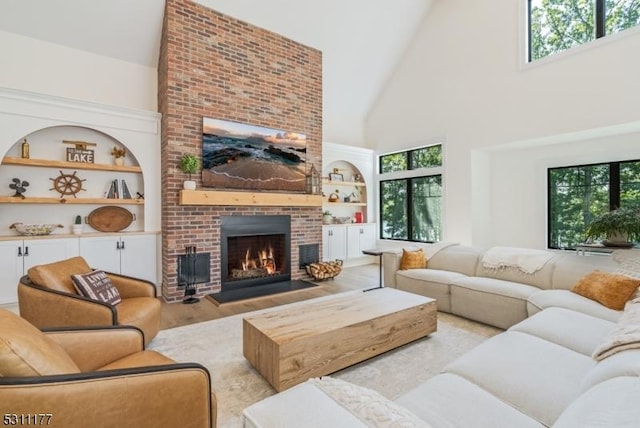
[{"x1": 179, "y1": 189, "x2": 323, "y2": 207}]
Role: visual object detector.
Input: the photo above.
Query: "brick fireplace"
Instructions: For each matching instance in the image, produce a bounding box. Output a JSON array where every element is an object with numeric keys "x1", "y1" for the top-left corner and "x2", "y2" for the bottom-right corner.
[{"x1": 158, "y1": 0, "x2": 323, "y2": 302}]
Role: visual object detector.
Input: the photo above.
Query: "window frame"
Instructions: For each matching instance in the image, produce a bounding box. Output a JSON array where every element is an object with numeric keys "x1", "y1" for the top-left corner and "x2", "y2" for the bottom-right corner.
[
  {"x1": 378, "y1": 144, "x2": 443, "y2": 244},
  {"x1": 527, "y1": 0, "x2": 638, "y2": 62},
  {"x1": 547, "y1": 158, "x2": 640, "y2": 249}
]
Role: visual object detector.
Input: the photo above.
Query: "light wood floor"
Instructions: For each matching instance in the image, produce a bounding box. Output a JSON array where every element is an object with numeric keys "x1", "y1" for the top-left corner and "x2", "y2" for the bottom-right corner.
[{"x1": 160, "y1": 263, "x2": 381, "y2": 329}]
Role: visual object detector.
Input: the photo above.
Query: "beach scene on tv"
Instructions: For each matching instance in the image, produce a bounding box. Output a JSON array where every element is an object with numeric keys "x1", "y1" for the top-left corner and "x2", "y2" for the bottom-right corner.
[{"x1": 202, "y1": 117, "x2": 307, "y2": 192}]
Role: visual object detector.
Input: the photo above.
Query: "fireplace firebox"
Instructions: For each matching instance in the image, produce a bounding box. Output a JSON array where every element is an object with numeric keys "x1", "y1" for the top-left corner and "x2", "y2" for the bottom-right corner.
[{"x1": 220, "y1": 215, "x2": 291, "y2": 292}]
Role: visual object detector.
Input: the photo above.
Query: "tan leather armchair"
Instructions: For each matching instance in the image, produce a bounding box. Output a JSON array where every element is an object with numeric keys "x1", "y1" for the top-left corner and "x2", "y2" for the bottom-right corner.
[
  {"x1": 0, "y1": 308, "x2": 216, "y2": 428},
  {"x1": 18, "y1": 256, "x2": 161, "y2": 345}
]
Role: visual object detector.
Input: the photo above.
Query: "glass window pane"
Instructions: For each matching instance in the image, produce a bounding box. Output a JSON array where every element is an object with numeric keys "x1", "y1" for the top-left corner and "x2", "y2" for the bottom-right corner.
[
  {"x1": 380, "y1": 180, "x2": 407, "y2": 239},
  {"x1": 621, "y1": 160, "x2": 640, "y2": 209},
  {"x1": 530, "y1": 0, "x2": 596, "y2": 61},
  {"x1": 411, "y1": 176, "x2": 442, "y2": 242},
  {"x1": 410, "y1": 145, "x2": 442, "y2": 169},
  {"x1": 605, "y1": 0, "x2": 640, "y2": 35},
  {"x1": 548, "y1": 164, "x2": 609, "y2": 249},
  {"x1": 380, "y1": 153, "x2": 407, "y2": 174}
]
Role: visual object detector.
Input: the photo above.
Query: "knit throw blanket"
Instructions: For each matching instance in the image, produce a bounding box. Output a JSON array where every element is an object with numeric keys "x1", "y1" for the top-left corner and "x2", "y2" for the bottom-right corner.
[
  {"x1": 592, "y1": 298, "x2": 640, "y2": 361},
  {"x1": 481, "y1": 246, "x2": 553, "y2": 275}
]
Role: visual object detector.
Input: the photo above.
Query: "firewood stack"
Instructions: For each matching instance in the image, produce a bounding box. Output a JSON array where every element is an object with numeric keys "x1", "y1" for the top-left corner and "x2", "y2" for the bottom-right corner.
[{"x1": 305, "y1": 260, "x2": 343, "y2": 280}]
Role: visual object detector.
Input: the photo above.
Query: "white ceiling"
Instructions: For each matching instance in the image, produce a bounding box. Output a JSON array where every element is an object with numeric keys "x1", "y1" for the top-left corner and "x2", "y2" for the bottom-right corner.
[{"x1": 0, "y1": 0, "x2": 433, "y2": 145}]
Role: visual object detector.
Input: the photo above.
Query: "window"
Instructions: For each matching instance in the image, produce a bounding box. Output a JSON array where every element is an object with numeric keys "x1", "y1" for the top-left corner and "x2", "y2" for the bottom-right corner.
[
  {"x1": 528, "y1": 0, "x2": 640, "y2": 62},
  {"x1": 547, "y1": 159, "x2": 640, "y2": 249},
  {"x1": 379, "y1": 145, "x2": 443, "y2": 243}
]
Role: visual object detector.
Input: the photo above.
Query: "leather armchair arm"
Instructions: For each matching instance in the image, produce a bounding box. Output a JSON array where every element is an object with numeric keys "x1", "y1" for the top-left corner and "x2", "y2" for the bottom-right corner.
[
  {"x1": 44, "y1": 326, "x2": 144, "y2": 372},
  {"x1": 18, "y1": 281, "x2": 116, "y2": 329},
  {"x1": 107, "y1": 272, "x2": 157, "y2": 298},
  {"x1": 0, "y1": 364, "x2": 216, "y2": 428}
]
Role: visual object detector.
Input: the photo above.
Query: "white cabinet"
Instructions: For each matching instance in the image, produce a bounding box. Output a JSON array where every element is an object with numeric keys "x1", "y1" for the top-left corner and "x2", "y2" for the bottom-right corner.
[
  {"x1": 323, "y1": 224, "x2": 377, "y2": 262},
  {"x1": 79, "y1": 234, "x2": 157, "y2": 284},
  {"x1": 346, "y1": 224, "x2": 376, "y2": 259},
  {"x1": 322, "y1": 226, "x2": 347, "y2": 261},
  {"x1": 0, "y1": 238, "x2": 79, "y2": 304}
]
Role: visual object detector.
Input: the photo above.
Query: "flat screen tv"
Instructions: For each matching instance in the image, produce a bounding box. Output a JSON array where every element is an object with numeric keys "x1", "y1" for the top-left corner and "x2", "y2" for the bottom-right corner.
[{"x1": 202, "y1": 117, "x2": 307, "y2": 192}]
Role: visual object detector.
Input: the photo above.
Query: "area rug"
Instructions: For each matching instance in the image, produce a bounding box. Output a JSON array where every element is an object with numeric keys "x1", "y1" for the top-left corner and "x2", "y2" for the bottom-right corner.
[{"x1": 149, "y1": 298, "x2": 500, "y2": 427}]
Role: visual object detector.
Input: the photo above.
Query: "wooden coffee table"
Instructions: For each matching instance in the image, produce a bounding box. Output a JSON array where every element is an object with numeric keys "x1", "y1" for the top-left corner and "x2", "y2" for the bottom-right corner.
[{"x1": 243, "y1": 288, "x2": 437, "y2": 391}]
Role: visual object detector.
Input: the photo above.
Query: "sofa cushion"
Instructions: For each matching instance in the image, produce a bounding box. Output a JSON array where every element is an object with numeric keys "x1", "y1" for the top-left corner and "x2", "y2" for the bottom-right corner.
[
  {"x1": 510, "y1": 307, "x2": 615, "y2": 356},
  {"x1": 243, "y1": 381, "x2": 374, "y2": 428},
  {"x1": 444, "y1": 331, "x2": 594, "y2": 427},
  {"x1": 550, "y1": 253, "x2": 617, "y2": 290},
  {"x1": 396, "y1": 269, "x2": 467, "y2": 312},
  {"x1": 527, "y1": 289, "x2": 622, "y2": 322},
  {"x1": 0, "y1": 309, "x2": 80, "y2": 377},
  {"x1": 396, "y1": 373, "x2": 544, "y2": 428},
  {"x1": 450, "y1": 277, "x2": 539, "y2": 329},
  {"x1": 399, "y1": 248, "x2": 426, "y2": 270},
  {"x1": 427, "y1": 245, "x2": 481, "y2": 276},
  {"x1": 571, "y1": 271, "x2": 640, "y2": 311},
  {"x1": 27, "y1": 256, "x2": 93, "y2": 294},
  {"x1": 580, "y1": 349, "x2": 640, "y2": 392},
  {"x1": 72, "y1": 269, "x2": 122, "y2": 306},
  {"x1": 553, "y1": 376, "x2": 640, "y2": 428}
]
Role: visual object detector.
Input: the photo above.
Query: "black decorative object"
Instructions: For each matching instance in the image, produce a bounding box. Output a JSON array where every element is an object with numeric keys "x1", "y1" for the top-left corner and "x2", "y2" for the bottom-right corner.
[
  {"x1": 180, "y1": 246, "x2": 201, "y2": 304},
  {"x1": 9, "y1": 178, "x2": 29, "y2": 198}
]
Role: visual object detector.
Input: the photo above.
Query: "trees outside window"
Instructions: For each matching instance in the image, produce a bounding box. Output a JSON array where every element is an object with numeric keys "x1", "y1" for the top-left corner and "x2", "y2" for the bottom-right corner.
[
  {"x1": 548, "y1": 159, "x2": 640, "y2": 249},
  {"x1": 529, "y1": 0, "x2": 640, "y2": 62},
  {"x1": 379, "y1": 145, "x2": 443, "y2": 243}
]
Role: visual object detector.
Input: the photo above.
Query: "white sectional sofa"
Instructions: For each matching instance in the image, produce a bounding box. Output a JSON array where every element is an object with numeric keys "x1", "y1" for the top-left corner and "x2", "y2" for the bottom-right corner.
[
  {"x1": 383, "y1": 244, "x2": 623, "y2": 328},
  {"x1": 243, "y1": 245, "x2": 640, "y2": 427},
  {"x1": 243, "y1": 304, "x2": 640, "y2": 427}
]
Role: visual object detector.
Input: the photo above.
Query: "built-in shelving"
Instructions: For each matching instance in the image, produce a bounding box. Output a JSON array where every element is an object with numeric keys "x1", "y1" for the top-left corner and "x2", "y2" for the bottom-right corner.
[
  {"x1": 0, "y1": 196, "x2": 143, "y2": 205},
  {"x1": 322, "y1": 179, "x2": 366, "y2": 187},
  {"x1": 2, "y1": 157, "x2": 142, "y2": 173}
]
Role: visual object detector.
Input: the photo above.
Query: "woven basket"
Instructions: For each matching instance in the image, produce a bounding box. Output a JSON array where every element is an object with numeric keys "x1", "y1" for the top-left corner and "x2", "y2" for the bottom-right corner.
[{"x1": 305, "y1": 259, "x2": 343, "y2": 280}]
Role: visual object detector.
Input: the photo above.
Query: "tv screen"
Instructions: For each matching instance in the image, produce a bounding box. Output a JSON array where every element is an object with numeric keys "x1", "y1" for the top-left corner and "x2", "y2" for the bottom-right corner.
[{"x1": 202, "y1": 117, "x2": 307, "y2": 192}]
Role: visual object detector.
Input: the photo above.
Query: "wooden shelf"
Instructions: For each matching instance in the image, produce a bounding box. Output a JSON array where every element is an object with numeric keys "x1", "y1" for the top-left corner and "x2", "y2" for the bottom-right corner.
[
  {"x1": 179, "y1": 190, "x2": 323, "y2": 207},
  {"x1": 322, "y1": 179, "x2": 365, "y2": 187},
  {"x1": 0, "y1": 196, "x2": 144, "y2": 205},
  {"x1": 2, "y1": 157, "x2": 142, "y2": 173},
  {"x1": 323, "y1": 202, "x2": 366, "y2": 207}
]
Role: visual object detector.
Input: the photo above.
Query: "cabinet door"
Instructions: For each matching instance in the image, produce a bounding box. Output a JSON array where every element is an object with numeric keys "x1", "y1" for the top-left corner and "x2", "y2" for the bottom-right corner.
[
  {"x1": 359, "y1": 223, "x2": 376, "y2": 253},
  {"x1": 120, "y1": 234, "x2": 157, "y2": 284},
  {"x1": 323, "y1": 226, "x2": 347, "y2": 261},
  {"x1": 79, "y1": 236, "x2": 121, "y2": 274},
  {"x1": 22, "y1": 238, "x2": 80, "y2": 271},
  {"x1": 0, "y1": 241, "x2": 24, "y2": 304},
  {"x1": 346, "y1": 224, "x2": 377, "y2": 259}
]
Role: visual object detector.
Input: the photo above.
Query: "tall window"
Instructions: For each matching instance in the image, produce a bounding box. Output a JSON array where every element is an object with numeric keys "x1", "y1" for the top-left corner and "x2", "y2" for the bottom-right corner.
[
  {"x1": 548, "y1": 159, "x2": 640, "y2": 249},
  {"x1": 379, "y1": 145, "x2": 443, "y2": 243},
  {"x1": 528, "y1": 0, "x2": 640, "y2": 62}
]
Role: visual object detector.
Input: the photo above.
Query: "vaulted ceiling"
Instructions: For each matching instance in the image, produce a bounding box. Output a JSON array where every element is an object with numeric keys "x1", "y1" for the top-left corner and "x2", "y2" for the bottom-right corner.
[{"x1": 0, "y1": 0, "x2": 433, "y2": 145}]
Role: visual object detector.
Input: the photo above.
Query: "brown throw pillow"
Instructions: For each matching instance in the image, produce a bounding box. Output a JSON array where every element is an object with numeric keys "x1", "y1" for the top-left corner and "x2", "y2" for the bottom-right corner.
[
  {"x1": 571, "y1": 271, "x2": 640, "y2": 311},
  {"x1": 399, "y1": 248, "x2": 426, "y2": 270},
  {"x1": 72, "y1": 270, "x2": 122, "y2": 306}
]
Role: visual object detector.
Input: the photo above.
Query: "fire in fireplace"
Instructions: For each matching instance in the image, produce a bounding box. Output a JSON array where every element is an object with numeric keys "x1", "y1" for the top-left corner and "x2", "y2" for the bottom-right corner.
[{"x1": 220, "y1": 215, "x2": 291, "y2": 292}]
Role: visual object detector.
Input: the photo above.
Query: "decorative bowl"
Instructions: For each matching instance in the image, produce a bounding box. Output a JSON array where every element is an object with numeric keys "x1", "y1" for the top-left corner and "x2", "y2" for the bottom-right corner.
[
  {"x1": 332, "y1": 216, "x2": 351, "y2": 224},
  {"x1": 9, "y1": 223, "x2": 63, "y2": 236}
]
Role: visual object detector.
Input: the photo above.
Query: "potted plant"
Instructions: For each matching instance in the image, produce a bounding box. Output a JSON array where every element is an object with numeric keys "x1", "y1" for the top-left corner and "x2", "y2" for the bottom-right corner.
[
  {"x1": 110, "y1": 146, "x2": 126, "y2": 166},
  {"x1": 179, "y1": 154, "x2": 200, "y2": 190},
  {"x1": 585, "y1": 206, "x2": 640, "y2": 247},
  {"x1": 323, "y1": 210, "x2": 333, "y2": 225},
  {"x1": 72, "y1": 215, "x2": 83, "y2": 235}
]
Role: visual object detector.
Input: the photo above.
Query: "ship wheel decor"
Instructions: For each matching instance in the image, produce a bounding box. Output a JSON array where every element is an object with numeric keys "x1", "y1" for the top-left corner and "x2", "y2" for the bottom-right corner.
[{"x1": 50, "y1": 170, "x2": 86, "y2": 198}]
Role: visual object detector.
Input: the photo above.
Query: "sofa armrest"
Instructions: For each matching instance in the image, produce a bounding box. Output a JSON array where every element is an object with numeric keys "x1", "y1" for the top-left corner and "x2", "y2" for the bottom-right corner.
[
  {"x1": 18, "y1": 281, "x2": 116, "y2": 329},
  {"x1": 44, "y1": 326, "x2": 145, "y2": 372},
  {"x1": 106, "y1": 273, "x2": 157, "y2": 298},
  {"x1": 383, "y1": 250, "x2": 402, "y2": 288},
  {"x1": 0, "y1": 364, "x2": 216, "y2": 428}
]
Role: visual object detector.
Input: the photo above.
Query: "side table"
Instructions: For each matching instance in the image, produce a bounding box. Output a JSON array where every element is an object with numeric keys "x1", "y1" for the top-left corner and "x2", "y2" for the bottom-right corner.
[{"x1": 362, "y1": 248, "x2": 384, "y2": 292}]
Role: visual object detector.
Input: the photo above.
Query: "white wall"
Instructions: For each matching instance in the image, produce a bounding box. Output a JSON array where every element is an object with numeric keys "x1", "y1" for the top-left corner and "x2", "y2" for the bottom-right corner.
[
  {"x1": 0, "y1": 30, "x2": 157, "y2": 112},
  {"x1": 365, "y1": 0, "x2": 640, "y2": 247}
]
